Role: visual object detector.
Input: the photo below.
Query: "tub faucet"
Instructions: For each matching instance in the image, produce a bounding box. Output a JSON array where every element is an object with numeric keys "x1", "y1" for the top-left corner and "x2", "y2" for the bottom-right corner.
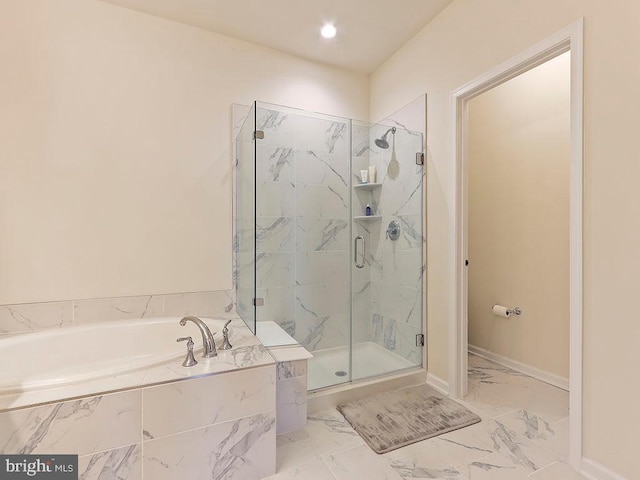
[{"x1": 179, "y1": 316, "x2": 217, "y2": 358}]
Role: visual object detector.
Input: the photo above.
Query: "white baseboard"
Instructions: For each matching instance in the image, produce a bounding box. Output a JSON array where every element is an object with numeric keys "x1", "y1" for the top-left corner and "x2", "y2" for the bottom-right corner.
[
  {"x1": 469, "y1": 345, "x2": 569, "y2": 391},
  {"x1": 581, "y1": 458, "x2": 629, "y2": 480},
  {"x1": 426, "y1": 372, "x2": 449, "y2": 395}
]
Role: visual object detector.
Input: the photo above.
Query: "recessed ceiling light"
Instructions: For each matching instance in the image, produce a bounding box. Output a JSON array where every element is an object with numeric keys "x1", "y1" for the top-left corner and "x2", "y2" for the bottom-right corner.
[{"x1": 321, "y1": 24, "x2": 337, "y2": 39}]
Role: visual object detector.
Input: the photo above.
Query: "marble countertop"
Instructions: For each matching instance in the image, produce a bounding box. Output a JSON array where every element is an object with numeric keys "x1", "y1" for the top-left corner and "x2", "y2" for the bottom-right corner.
[{"x1": 0, "y1": 316, "x2": 275, "y2": 412}]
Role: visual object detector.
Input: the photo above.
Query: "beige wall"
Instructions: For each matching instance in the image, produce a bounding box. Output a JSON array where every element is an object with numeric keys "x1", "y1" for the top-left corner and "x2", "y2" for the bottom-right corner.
[
  {"x1": 370, "y1": 0, "x2": 640, "y2": 476},
  {"x1": 467, "y1": 53, "x2": 570, "y2": 380},
  {"x1": 0, "y1": 0, "x2": 368, "y2": 305}
]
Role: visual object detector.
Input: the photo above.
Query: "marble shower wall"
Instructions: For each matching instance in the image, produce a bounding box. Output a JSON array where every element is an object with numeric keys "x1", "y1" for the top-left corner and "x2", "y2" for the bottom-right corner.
[
  {"x1": 254, "y1": 106, "x2": 352, "y2": 352},
  {"x1": 366, "y1": 125, "x2": 425, "y2": 366}
]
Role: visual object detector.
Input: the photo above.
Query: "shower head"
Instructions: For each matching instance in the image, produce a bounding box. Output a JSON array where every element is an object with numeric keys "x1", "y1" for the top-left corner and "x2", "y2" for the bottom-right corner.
[{"x1": 374, "y1": 127, "x2": 396, "y2": 149}]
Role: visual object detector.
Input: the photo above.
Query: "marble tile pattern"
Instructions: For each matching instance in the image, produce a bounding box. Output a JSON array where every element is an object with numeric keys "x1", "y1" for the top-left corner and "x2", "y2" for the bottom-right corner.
[
  {"x1": 276, "y1": 360, "x2": 308, "y2": 435},
  {"x1": 143, "y1": 365, "x2": 276, "y2": 439},
  {"x1": 1, "y1": 334, "x2": 277, "y2": 480},
  {"x1": 0, "y1": 289, "x2": 236, "y2": 334},
  {"x1": 243, "y1": 105, "x2": 426, "y2": 369},
  {"x1": 144, "y1": 412, "x2": 276, "y2": 480},
  {"x1": 78, "y1": 444, "x2": 142, "y2": 480},
  {"x1": 0, "y1": 391, "x2": 142, "y2": 456},
  {"x1": 0, "y1": 301, "x2": 73, "y2": 334},
  {"x1": 163, "y1": 290, "x2": 235, "y2": 317},
  {"x1": 361, "y1": 124, "x2": 425, "y2": 365},
  {"x1": 73, "y1": 295, "x2": 163, "y2": 324},
  {"x1": 277, "y1": 360, "x2": 308, "y2": 381},
  {"x1": 253, "y1": 107, "x2": 351, "y2": 353},
  {"x1": 265, "y1": 355, "x2": 585, "y2": 480}
]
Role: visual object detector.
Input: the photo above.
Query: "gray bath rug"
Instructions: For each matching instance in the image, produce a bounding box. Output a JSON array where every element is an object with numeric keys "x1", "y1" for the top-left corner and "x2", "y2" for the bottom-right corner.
[{"x1": 337, "y1": 384, "x2": 481, "y2": 454}]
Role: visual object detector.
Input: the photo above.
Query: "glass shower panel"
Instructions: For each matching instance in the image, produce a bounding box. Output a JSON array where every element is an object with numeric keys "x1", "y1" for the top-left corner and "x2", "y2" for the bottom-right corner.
[
  {"x1": 253, "y1": 102, "x2": 352, "y2": 390},
  {"x1": 351, "y1": 122, "x2": 424, "y2": 381},
  {"x1": 235, "y1": 103, "x2": 257, "y2": 334}
]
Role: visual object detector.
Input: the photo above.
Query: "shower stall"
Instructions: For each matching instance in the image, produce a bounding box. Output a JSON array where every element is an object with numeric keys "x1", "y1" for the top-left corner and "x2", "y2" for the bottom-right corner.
[{"x1": 235, "y1": 101, "x2": 425, "y2": 391}]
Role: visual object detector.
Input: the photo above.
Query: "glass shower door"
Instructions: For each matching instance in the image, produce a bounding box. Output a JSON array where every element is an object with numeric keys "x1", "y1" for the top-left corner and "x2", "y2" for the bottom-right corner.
[
  {"x1": 235, "y1": 103, "x2": 257, "y2": 333},
  {"x1": 252, "y1": 102, "x2": 353, "y2": 390},
  {"x1": 351, "y1": 122, "x2": 425, "y2": 381}
]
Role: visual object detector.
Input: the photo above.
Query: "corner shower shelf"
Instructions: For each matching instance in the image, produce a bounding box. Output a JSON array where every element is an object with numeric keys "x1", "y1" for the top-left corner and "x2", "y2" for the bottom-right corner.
[
  {"x1": 354, "y1": 215, "x2": 382, "y2": 221},
  {"x1": 353, "y1": 183, "x2": 382, "y2": 190}
]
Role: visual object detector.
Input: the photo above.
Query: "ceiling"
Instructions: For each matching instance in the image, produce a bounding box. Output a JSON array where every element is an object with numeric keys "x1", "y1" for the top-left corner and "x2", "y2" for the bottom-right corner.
[{"x1": 100, "y1": 0, "x2": 454, "y2": 73}]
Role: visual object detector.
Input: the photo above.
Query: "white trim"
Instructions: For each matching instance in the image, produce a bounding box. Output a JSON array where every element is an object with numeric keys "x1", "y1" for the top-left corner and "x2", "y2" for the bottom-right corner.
[
  {"x1": 581, "y1": 458, "x2": 629, "y2": 480},
  {"x1": 426, "y1": 372, "x2": 449, "y2": 395},
  {"x1": 468, "y1": 346, "x2": 569, "y2": 391},
  {"x1": 451, "y1": 18, "x2": 584, "y2": 469},
  {"x1": 567, "y1": 18, "x2": 585, "y2": 470}
]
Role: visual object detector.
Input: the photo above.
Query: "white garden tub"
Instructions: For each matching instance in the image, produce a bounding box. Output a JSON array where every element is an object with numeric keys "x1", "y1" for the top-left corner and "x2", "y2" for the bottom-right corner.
[{"x1": 0, "y1": 317, "x2": 227, "y2": 394}]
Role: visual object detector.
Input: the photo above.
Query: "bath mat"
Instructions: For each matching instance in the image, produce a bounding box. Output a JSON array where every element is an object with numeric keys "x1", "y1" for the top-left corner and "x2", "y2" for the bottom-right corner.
[{"x1": 337, "y1": 384, "x2": 481, "y2": 454}]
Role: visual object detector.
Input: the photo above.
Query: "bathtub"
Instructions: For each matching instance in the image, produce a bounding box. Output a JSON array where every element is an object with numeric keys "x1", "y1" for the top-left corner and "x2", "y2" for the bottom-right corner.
[
  {"x1": 0, "y1": 315, "x2": 278, "y2": 480},
  {"x1": 0, "y1": 316, "x2": 274, "y2": 409}
]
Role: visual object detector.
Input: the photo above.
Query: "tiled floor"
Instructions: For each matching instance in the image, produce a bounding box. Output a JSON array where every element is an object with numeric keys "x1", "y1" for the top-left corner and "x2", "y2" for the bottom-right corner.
[{"x1": 265, "y1": 354, "x2": 588, "y2": 480}]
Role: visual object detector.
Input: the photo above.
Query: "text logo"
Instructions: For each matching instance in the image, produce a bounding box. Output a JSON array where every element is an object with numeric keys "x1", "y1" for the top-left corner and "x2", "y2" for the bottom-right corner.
[{"x1": 0, "y1": 455, "x2": 78, "y2": 479}]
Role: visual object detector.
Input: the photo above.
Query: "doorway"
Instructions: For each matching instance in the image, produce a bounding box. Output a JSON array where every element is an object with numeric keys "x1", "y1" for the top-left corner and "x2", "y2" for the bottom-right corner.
[
  {"x1": 466, "y1": 51, "x2": 571, "y2": 389},
  {"x1": 451, "y1": 20, "x2": 584, "y2": 468}
]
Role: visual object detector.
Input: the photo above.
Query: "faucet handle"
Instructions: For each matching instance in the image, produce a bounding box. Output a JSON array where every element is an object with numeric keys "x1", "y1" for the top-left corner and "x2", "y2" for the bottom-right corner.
[
  {"x1": 221, "y1": 321, "x2": 233, "y2": 350},
  {"x1": 177, "y1": 336, "x2": 198, "y2": 367}
]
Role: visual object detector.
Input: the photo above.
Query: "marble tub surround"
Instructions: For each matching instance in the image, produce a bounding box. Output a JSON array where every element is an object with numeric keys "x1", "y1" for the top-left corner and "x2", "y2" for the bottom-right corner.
[
  {"x1": 142, "y1": 365, "x2": 276, "y2": 480},
  {"x1": 0, "y1": 316, "x2": 273, "y2": 412},
  {"x1": 0, "y1": 364, "x2": 277, "y2": 480},
  {"x1": 260, "y1": 327, "x2": 313, "y2": 435},
  {"x1": 271, "y1": 348, "x2": 312, "y2": 435},
  {"x1": 0, "y1": 289, "x2": 234, "y2": 335},
  {"x1": 0, "y1": 301, "x2": 73, "y2": 335}
]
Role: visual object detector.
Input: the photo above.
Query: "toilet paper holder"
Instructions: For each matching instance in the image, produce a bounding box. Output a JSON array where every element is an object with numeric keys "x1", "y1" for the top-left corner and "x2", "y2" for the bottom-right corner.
[{"x1": 492, "y1": 304, "x2": 522, "y2": 317}]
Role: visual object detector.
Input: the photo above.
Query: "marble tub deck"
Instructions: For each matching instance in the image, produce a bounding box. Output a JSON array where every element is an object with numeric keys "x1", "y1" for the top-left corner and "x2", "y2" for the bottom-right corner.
[
  {"x1": 0, "y1": 315, "x2": 279, "y2": 480},
  {"x1": 0, "y1": 316, "x2": 272, "y2": 412},
  {"x1": 266, "y1": 354, "x2": 587, "y2": 480}
]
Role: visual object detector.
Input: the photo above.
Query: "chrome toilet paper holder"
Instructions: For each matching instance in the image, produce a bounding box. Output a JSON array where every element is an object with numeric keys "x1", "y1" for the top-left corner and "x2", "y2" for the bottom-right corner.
[{"x1": 492, "y1": 304, "x2": 522, "y2": 317}]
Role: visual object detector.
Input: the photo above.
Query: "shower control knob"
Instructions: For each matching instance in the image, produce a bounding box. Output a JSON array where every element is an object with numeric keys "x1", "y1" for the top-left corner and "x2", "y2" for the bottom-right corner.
[{"x1": 386, "y1": 220, "x2": 400, "y2": 241}]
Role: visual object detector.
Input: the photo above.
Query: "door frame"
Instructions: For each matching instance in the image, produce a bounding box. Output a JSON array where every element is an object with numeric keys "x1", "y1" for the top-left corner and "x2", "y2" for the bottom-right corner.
[{"x1": 450, "y1": 19, "x2": 584, "y2": 468}]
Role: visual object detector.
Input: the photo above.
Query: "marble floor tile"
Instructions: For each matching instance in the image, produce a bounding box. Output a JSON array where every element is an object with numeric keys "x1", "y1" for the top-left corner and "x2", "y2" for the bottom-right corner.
[
  {"x1": 273, "y1": 354, "x2": 583, "y2": 479},
  {"x1": 325, "y1": 445, "x2": 402, "y2": 480},
  {"x1": 529, "y1": 461, "x2": 590, "y2": 480},
  {"x1": 537, "y1": 418, "x2": 570, "y2": 461},
  {"x1": 492, "y1": 410, "x2": 569, "y2": 461},
  {"x1": 433, "y1": 423, "x2": 497, "y2": 467},
  {"x1": 305, "y1": 409, "x2": 364, "y2": 456},
  {"x1": 458, "y1": 387, "x2": 517, "y2": 419},
  {"x1": 265, "y1": 456, "x2": 336, "y2": 480},
  {"x1": 487, "y1": 419, "x2": 560, "y2": 473},
  {"x1": 387, "y1": 442, "x2": 471, "y2": 479},
  {"x1": 461, "y1": 452, "x2": 530, "y2": 480},
  {"x1": 276, "y1": 430, "x2": 320, "y2": 471}
]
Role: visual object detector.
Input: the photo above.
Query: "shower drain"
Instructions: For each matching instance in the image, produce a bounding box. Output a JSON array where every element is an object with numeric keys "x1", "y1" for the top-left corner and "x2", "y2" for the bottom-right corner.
[{"x1": 334, "y1": 370, "x2": 348, "y2": 377}]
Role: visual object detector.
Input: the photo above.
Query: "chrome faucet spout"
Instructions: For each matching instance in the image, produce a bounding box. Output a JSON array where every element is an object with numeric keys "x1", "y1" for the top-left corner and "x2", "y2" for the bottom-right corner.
[{"x1": 179, "y1": 316, "x2": 217, "y2": 358}]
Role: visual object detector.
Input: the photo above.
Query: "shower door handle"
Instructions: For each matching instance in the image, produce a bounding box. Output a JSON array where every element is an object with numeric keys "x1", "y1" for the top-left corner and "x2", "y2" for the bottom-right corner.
[{"x1": 354, "y1": 236, "x2": 365, "y2": 268}]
